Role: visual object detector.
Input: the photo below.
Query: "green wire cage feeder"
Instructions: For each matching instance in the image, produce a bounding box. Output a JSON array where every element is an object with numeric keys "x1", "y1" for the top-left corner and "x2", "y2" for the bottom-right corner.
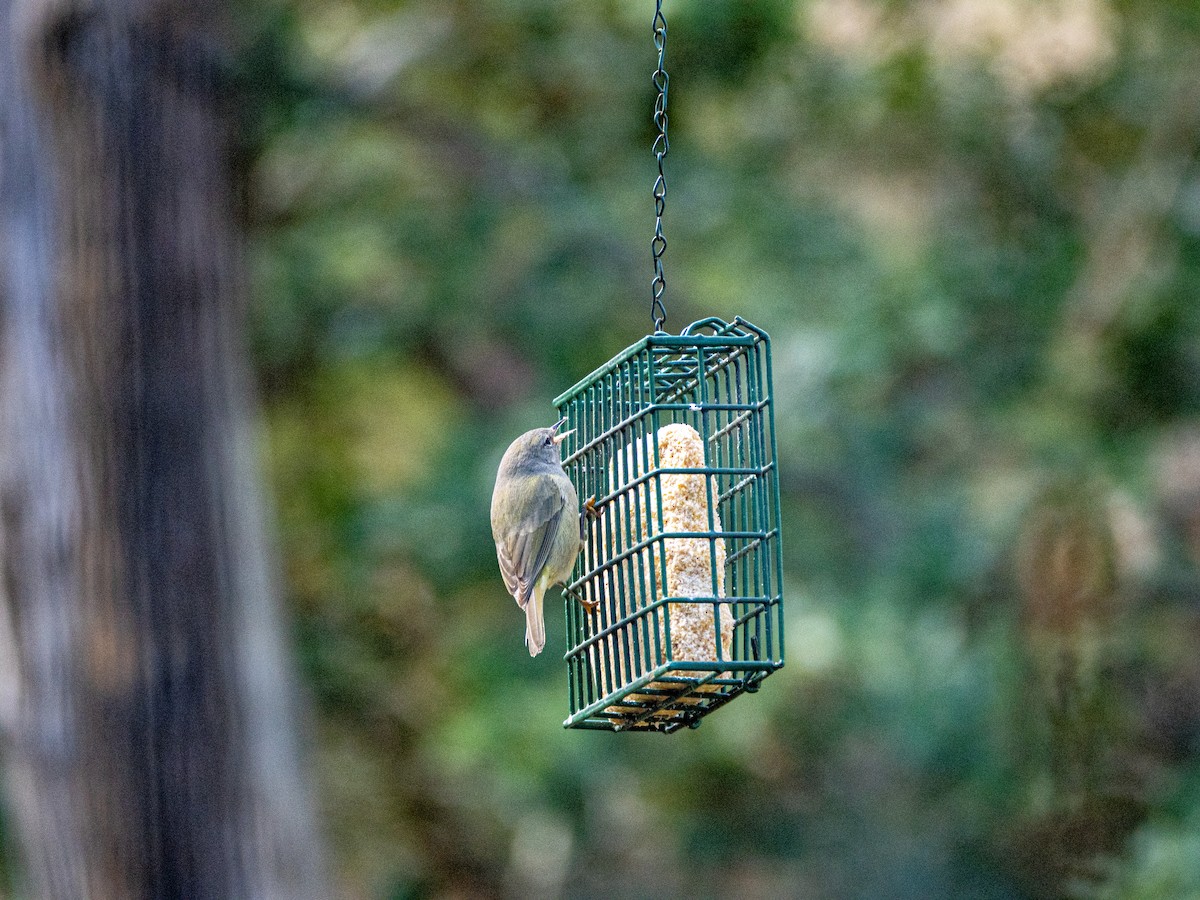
[
  {"x1": 545, "y1": 3, "x2": 783, "y2": 731},
  {"x1": 554, "y1": 317, "x2": 785, "y2": 732}
]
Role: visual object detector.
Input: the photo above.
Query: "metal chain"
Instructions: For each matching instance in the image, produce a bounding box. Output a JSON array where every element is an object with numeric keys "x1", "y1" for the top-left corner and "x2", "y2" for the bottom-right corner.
[{"x1": 650, "y1": 0, "x2": 669, "y2": 333}]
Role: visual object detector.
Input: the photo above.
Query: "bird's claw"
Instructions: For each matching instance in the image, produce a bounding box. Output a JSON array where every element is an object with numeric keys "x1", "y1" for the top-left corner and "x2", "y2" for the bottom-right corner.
[
  {"x1": 564, "y1": 584, "x2": 600, "y2": 613},
  {"x1": 570, "y1": 499, "x2": 603, "y2": 611},
  {"x1": 579, "y1": 496, "x2": 603, "y2": 541}
]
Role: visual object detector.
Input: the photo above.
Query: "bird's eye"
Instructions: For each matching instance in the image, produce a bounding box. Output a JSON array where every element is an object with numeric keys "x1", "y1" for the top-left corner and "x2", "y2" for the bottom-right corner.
[{"x1": 544, "y1": 436, "x2": 553, "y2": 446}]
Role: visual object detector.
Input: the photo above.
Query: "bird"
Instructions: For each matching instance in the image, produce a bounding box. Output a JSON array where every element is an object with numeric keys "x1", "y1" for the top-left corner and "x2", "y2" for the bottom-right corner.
[{"x1": 491, "y1": 417, "x2": 598, "y2": 657}]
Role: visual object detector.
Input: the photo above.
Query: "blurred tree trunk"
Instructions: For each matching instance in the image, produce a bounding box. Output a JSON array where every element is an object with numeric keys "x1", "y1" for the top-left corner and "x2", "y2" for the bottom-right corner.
[{"x1": 0, "y1": 1, "x2": 327, "y2": 898}]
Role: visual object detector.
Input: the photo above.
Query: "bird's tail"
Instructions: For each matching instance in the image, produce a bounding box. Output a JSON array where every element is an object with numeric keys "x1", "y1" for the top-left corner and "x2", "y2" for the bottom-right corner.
[{"x1": 525, "y1": 587, "x2": 546, "y2": 657}]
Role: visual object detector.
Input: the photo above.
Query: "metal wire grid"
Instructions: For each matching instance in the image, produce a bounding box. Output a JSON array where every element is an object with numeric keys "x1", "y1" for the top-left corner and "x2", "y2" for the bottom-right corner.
[{"x1": 553, "y1": 317, "x2": 784, "y2": 732}]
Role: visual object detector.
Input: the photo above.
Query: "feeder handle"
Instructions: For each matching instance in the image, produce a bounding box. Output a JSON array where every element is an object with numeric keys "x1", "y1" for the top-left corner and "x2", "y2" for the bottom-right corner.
[{"x1": 679, "y1": 317, "x2": 732, "y2": 337}]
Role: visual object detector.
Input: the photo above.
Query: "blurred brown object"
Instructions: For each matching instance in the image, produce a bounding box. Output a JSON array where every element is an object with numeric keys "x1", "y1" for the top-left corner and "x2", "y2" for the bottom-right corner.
[
  {"x1": 0, "y1": 0, "x2": 327, "y2": 897},
  {"x1": 1014, "y1": 479, "x2": 1120, "y2": 776},
  {"x1": 1016, "y1": 479, "x2": 1118, "y2": 644},
  {"x1": 1008, "y1": 479, "x2": 1145, "y2": 896}
]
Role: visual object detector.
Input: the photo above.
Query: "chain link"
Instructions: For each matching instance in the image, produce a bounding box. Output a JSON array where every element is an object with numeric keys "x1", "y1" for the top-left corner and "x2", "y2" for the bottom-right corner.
[{"x1": 650, "y1": 0, "x2": 669, "y2": 333}]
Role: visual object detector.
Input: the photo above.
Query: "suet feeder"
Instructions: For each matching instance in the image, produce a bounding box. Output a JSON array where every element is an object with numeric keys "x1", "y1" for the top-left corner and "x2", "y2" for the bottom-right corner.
[
  {"x1": 549, "y1": 3, "x2": 784, "y2": 730},
  {"x1": 554, "y1": 317, "x2": 784, "y2": 731}
]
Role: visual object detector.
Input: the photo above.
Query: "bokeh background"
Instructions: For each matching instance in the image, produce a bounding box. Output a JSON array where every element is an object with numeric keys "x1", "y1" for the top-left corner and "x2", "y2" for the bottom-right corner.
[{"x1": 233, "y1": 0, "x2": 1200, "y2": 896}]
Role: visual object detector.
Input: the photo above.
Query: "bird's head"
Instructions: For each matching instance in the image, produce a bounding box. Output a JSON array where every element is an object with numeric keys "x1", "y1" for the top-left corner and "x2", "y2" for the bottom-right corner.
[{"x1": 500, "y1": 417, "x2": 574, "y2": 475}]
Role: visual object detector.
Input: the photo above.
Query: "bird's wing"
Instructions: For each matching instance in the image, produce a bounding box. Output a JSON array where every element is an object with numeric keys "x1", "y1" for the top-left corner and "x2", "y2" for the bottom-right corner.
[{"x1": 495, "y1": 476, "x2": 569, "y2": 610}]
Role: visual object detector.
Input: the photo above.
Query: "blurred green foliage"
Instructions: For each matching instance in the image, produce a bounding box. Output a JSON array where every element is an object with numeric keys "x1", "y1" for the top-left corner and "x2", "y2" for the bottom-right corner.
[{"x1": 236, "y1": 0, "x2": 1200, "y2": 897}]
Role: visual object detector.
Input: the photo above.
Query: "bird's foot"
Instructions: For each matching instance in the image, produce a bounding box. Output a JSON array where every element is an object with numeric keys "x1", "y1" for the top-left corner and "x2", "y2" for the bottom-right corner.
[
  {"x1": 579, "y1": 496, "x2": 604, "y2": 540},
  {"x1": 564, "y1": 584, "x2": 600, "y2": 613}
]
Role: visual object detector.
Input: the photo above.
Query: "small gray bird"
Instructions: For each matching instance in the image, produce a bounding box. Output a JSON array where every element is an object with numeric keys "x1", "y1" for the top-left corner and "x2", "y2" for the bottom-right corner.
[{"x1": 491, "y1": 417, "x2": 596, "y2": 657}]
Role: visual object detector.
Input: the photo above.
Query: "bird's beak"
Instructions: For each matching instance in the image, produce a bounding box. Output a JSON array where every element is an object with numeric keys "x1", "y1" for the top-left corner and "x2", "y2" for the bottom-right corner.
[{"x1": 551, "y1": 416, "x2": 574, "y2": 445}]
